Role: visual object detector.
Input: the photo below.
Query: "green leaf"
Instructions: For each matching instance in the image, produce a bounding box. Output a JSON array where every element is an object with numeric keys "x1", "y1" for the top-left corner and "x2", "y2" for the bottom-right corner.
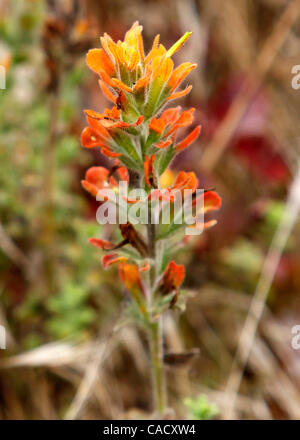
[{"x1": 157, "y1": 143, "x2": 175, "y2": 175}]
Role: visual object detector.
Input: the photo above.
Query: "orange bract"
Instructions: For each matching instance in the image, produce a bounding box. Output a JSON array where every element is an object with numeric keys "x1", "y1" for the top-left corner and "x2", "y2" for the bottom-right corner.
[
  {"x1": 119, "y1": 263, "x2": 143, "y2": 292},
  {"x1": 81, "y1": 165, "x2": 129, "y2": 198},
  {"x1": 144, "y1": 154, "x2": 156, "y2": 186},
  {"x1": 162, "y1": 261, "x2": 185, "y2": 293},
  {"x1": 148, "y1": 107, "x2": 200, "y2": 152}
]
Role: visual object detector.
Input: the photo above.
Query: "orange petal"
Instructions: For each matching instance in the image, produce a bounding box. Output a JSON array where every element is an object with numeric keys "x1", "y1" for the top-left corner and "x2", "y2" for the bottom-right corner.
[
  {"x1": 149, "y1": 118, "x2": 165, "y2": 134},
  {"x1": 101, "y1": 120, "x2": 131, "y2": 129},
  {"x1": 134, "y1": 74, "x2": 151, "y2": 91},
  {"x1": 84, "y1": 109, "x2": 104, "y2": 119},
  {"x1": 165, "y1": 108, "x2": 195, "y2": 136},
  {"x1": 190, "y1": 219, "x2": 218, "y2": 231},
  {"x1": 86, "y1": 116, "x2": 111, "y2": 139},
  {"x1": 89, "y1": 238, "x2": 115, "y2": 250},
  {"x1": 111, "y1": 78, "x2": 133, "y2": 93},
  {"x1": 155, "y1": 139, "x2": 172, "y2": 149},
  {"x1": 160, "y1": 106, "x2": 181, "y2": 125},
  {"x1": 168, "y1": 62, "x2": 197, "y2": 91},
  {"x1": 203, "y1": 191, "x2": 222, "y2": 213},
  {"x1": 86, "y1": 48, "x2": 115, "y2": 76},
  {"x1": 81, "y1": 127, "x2": 107, "y2": 149},
  {"x1": 99, "y1": 80, "x2": 117, "y2": 103},
  {"x1": 119, "y1": 263, "x2": 143, "y2": 291},
  {"x1": 145, "y1": 34, "x2": 160, "y2": 63},
  {"x1": 192, "y1": 190, "x2": 222, "y2": 213},
  {"x1": 167, "y1": 85, "x2": 193, "y2": 101},
  {"x1": 116, "y1": 166, "x2": 129, "y2": 182},
  {"x1": 102, "y1": 254, "x2": 127, "y2": 269},
  {"x1": 152, "y1": 57, "x2": 173, "y2": 84},
  {"x1": 162, "y1": 260, "x2": 185, "y2": 292},
  {"x1": 85, "y1": 166, "x2": 109, "y2": 185},
  {"x1": 135, "y1": 115, "x2": 144, "y2": 126},
  {"x1": 81, "y1": 180, "x2": 98, "y2": 197},
  {"x1": 176, "y1": 125, "x2": 201, "y2": 152},
  {"x1": 139, "y1": 261, "x2": 150, "y2": 272},
  {"x1": 144, "y1": 154, "x2": 155, "y2": 186},
  {"x1": 101, "y1": 147, "x2": 121, "y2": 158},
  {"x1": 172, "y1": 171, "x2": 198, "y2": 192}
]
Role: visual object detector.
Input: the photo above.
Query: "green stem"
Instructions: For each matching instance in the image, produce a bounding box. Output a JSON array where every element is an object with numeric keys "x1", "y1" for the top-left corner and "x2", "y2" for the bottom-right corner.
[
  {"x1": 149, "y1": 318, "x2": 166, "y2": 415},
  {"x1": 147, "y1": 222, "x2": 166, "y2": 415}
]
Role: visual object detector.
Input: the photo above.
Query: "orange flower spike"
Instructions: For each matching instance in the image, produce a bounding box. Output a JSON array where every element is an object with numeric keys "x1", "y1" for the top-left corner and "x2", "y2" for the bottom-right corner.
[{"x1": 162, "y1": 261, "x2": 185, "y2": 293}]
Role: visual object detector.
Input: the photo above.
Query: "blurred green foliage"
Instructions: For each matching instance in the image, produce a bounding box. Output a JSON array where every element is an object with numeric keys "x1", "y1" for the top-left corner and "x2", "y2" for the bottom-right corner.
[
  {"x1": 184, "y1": 395, "x2": 219, "y2": 420},
  {"x1": 0, "y1": 0, "x2": 112, "y2": 348}
]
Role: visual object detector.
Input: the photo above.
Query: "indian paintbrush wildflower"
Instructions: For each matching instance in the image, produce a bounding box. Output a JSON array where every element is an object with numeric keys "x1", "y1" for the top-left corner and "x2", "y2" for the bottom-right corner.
[{"x1": 81, "y1": 22, "x2": 221, "y2": 416}]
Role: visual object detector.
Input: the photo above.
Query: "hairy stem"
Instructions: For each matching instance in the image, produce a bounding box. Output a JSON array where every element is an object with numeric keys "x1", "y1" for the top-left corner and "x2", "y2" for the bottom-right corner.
[
  {"x1": 149, "y1": 318, "x2": 166, "y2": 415},
  {"x1": 147, "y1": 222, "x2": 166, "y2": 415}
]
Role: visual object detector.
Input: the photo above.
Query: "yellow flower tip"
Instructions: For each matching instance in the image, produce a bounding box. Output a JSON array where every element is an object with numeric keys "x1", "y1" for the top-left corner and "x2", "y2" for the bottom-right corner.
[
  {"x1": 160, "y1": 169, "x2": 175, "y2": 189},
  {"x1": 166, "y1": 31, "x2": 192, "y2": 58}
]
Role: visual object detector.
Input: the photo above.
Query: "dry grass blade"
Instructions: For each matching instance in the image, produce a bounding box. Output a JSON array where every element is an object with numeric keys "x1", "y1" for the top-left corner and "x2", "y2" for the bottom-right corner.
[
  {"x1": 64, "y1": 323, "x2": 123, "y2": 420},
  {"x1": 0, "y1": 341, "x2": 96, "y2": 369},
  {"x1": 200, "y1": 0, "x2": 300, "y2": 172},
  {"x1": 224, "y1": 161, "x2": 300, "y2": 419}
]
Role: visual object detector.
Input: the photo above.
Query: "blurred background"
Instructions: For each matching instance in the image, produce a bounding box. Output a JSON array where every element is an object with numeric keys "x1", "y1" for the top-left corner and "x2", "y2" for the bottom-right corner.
[{"x1": 1, "y1": 0, "x2": 300, "y2": 420}]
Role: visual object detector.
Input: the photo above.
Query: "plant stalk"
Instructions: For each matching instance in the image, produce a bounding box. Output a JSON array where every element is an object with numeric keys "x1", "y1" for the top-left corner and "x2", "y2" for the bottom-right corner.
[
  {"x1": 147, "y1": 222, "x2": 166, "y2": 415},
  {"x1": 149, "y1": 317, "x2": 166, "y2": 415}
]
